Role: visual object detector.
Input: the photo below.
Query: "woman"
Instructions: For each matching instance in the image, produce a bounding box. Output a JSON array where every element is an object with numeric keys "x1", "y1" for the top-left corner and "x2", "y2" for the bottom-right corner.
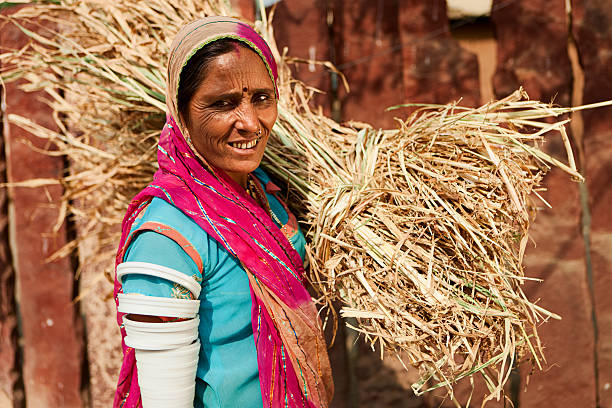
[{"x1": 113, "y1": 16, "x2": 333, "y2": 408}]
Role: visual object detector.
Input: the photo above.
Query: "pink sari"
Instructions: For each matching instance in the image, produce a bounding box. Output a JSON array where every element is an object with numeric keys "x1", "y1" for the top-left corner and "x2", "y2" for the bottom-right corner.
[{"x1": 113, "y1": 17, "x2": 333, "y2": 408}]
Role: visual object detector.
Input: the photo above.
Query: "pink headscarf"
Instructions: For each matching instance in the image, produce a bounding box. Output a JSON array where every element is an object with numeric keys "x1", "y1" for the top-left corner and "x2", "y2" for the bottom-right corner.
[{"x1": 113, "y1": 16, "x2": 333, "y2": 408}]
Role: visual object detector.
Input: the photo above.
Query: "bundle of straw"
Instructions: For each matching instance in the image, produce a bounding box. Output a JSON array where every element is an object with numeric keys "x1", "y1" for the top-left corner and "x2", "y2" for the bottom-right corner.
[{"x1": 2, "y1": 0, "x2": 603, "y2": 403}]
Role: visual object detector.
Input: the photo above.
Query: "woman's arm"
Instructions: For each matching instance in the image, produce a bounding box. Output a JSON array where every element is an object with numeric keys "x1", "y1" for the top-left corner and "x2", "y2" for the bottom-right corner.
[{"x1": 119, "y1": 230, "x2": 202, "y2": 407}]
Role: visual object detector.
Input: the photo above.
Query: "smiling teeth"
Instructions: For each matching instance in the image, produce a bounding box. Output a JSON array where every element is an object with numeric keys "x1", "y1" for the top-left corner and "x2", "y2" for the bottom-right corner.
[{"x1": 231, "y1": 138, "x2": 259, "y2": 150}]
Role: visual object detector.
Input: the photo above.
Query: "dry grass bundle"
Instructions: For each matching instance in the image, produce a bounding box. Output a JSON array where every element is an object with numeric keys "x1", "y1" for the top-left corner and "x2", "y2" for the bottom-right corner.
[
  {"x1": 2, "y1": 0, "x2": 608, "y2": 404},
  {"x1": 266, "y1": 85, "x2": 581, "y2": 403}
]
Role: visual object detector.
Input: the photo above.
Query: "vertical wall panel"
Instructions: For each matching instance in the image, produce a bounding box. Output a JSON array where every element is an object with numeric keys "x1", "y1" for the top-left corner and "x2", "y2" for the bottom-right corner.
[
  {"x1": 333, "y1": 0, "x2": 404, "y2": 128},
  {"x1": 398, "y1": 0, "x2": 480, "y2": 114},
  {"x1": 272, "y1": 0, "x2": 332, "y2": 114},
  {"x1": 519, "y1": 169, "x2": 596, "y2": 407},
  {"x1": 573, "y1": 1, "x2": 612, "y2": 406},
  {"x1": 0, "y1": 85, "x2": 20, "y2": 407},
  {"x1": 1, "y1": 11, "x2": 84, "y2": 408},
  {"x1": 492, "y1": 0, "x2": 572, "y2": 106},
  {"x1": 492, "y1": 0, "x2": 596, "y2": 406}
]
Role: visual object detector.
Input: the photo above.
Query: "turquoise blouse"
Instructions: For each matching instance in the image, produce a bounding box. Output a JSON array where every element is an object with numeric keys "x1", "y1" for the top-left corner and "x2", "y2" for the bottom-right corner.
[{"x1": 121, "y1": 168, "x2": 306, "y2": 408}]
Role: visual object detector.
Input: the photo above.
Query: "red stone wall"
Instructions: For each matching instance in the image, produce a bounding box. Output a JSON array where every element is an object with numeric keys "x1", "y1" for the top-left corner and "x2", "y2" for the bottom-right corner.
[
  {"x1": 0, "y1": 10, "x2": 84, "y2": 408},
  {"x1": 492, "y1": 0, "x2": 572, "y2": 106},
  {"x1": 574, "y1": 1, "x2": 612, "y2": 406},
  {"x1": 489, "y1": 1, "x2": 598, "y2": 407},
  {"x1": 331, "y1": 0, "x2": 404, "y2": 128},
  {"x1": 0, "y1": 87, "x2": 21, "y2": 406},
  {"x1": 399, "y1": 0, "x2": 480, "y2": 112},
  {"x1": 273, "y1": 0, "x2": 333, "y2": 114}
]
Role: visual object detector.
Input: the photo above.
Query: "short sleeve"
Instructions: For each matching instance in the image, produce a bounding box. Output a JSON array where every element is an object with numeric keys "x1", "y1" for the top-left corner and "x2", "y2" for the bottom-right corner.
[{"x1": 121, "y1": 230, "x2": 201, "y2": 299}]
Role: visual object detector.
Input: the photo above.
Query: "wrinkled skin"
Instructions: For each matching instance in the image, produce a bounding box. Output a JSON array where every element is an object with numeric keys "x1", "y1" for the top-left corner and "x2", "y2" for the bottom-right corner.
[{"x1": 184, "y1": 46, "x2": 278, "y2": 187}]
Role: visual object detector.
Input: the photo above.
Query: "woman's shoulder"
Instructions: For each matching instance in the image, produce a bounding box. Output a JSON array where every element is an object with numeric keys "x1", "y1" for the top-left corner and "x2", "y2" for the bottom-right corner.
[
  {"x1": 132, "y1": 197, "x2": 209, "y2": 242},
  {"x1": 136, "y1": 196, "x2": 197, "y2": 227},
  {"x1": 128, "y1": 197, "x2": 223, "y2": 273}
]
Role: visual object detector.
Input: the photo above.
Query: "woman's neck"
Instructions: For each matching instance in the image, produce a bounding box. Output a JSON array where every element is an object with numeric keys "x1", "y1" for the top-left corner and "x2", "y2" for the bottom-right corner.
[{"x1": 227, "y1": 171, "x2": 248, "y2": 188}]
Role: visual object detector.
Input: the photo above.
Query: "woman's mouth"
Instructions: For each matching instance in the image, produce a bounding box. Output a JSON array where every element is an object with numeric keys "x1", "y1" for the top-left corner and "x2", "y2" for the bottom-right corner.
[{"x1": 228, "y1": 137, "x2": 260, "y2": 150}]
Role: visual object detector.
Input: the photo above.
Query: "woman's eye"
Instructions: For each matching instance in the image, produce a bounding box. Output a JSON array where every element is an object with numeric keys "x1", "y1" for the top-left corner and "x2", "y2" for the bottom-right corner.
[
  {"x1": 254, "y1": 93, "x2": 271, "y2": 104},
  {"x1": 212, "y1": 100, "x2": 232, "y2": 108}
]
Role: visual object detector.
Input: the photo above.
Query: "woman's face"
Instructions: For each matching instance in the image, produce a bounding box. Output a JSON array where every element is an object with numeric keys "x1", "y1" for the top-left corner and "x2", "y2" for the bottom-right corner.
[{"x1": 184, "y1": 45, "x2": 277, "y2": 187}]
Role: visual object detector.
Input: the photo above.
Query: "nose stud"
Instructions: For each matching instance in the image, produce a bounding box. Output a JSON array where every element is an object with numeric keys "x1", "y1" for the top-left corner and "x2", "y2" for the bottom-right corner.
[{"x1": 257, "y1": 129, "x2": 262, "y2": 136}]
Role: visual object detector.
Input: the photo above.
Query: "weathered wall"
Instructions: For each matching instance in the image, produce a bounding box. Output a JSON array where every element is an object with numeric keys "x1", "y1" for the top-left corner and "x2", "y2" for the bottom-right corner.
[
  {"x1": 0, "y1": 87, "x2": 21, "y2": 407},
  {"x1": 492, "y1": 0, "x2": 572, "y2": 106},
  {"x1": 573, "y1": 1, "x2": 612, "y2": 407},
  {"x1": 1, "y1": 9, "x2": 84, "y2": 407},
  {"x1": 332, "y1": 0, "x2": 404, "y2": 128},
  {"x1": 399, "y1": 0, "x2": 480, "y2": 112},
  {"x1": 273, "y1": 0, "x2": 333, "y2": 114},
  {"x1": 491, "y1": 1, "x2": 597, "y2": 407}
]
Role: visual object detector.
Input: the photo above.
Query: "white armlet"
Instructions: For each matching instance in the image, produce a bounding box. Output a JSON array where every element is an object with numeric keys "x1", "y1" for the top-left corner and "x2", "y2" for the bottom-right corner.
[
  {"x1": 122, "y1": 314, "x2": 200, "y2": 407},
  {"x1": 122, "y1": 315, "x2": 199, "y2": 350},
  {"x1": 135, "y1": 338, "x2": 201, "y2": 407},
  {"x1": 117, "y1": 293, "x2": 199, "y2": 318},
  {"x1": 117, "y1": 261, "x2": 201, "y2": 298},
  {"x1": 117, "y1": 262, "x2": 202, "y2": 406}
]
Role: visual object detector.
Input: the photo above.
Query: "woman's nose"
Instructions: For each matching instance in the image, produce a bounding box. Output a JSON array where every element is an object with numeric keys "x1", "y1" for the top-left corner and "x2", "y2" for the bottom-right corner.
[{"x1": 235, "y1": 101, "x2": 259, "y2": 134}]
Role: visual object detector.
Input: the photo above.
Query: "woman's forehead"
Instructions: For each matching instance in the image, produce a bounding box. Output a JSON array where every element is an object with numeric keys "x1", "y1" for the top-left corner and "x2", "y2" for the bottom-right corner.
[{"x1": 194, "y1": 48, "x2": 275, "y2": 95}]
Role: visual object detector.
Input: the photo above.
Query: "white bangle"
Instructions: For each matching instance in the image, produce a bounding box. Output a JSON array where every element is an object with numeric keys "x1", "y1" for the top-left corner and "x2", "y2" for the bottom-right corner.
[
  {"x1": 123, "y1": 315, "x2": 200, "y2": 350},
  {"x1": 135, "y1": 339, "x2": 200, "y2": 407},
  {"x1": 117, "y1": 293, "x2": 199, "y2": 318},
  {"x1": 117, "y1": 261, "x2": 201, "y2": 299}
]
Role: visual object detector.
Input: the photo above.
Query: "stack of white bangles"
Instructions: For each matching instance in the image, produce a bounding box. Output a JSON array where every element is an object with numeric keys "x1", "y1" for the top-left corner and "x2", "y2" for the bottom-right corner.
[{"x1": 117, "y1": 262, "x2": 201, "y2": 407}]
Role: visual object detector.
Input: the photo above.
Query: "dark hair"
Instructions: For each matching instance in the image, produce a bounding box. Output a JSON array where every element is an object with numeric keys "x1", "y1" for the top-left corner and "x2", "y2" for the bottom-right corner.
[{"x1": 177, "y1": 38, "x2": 247, "y2": 124}]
